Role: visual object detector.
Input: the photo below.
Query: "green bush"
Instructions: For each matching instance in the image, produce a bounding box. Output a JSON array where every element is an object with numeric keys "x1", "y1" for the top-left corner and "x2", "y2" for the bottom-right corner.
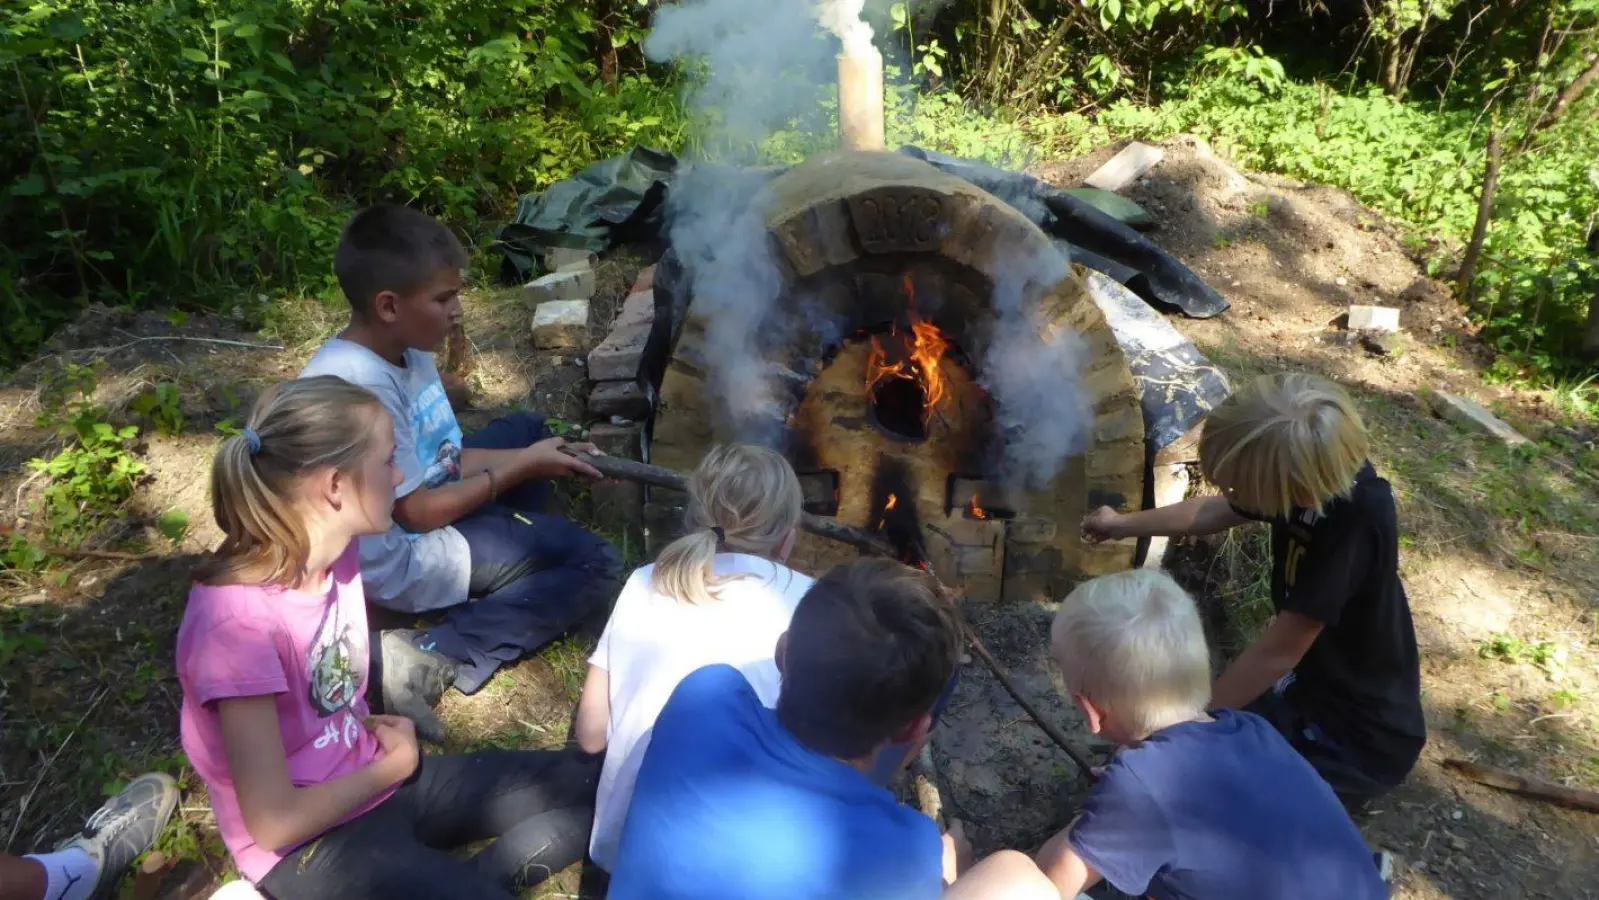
[{"x1": 2, "y1": 0, "x2": 686, "y2": 369}]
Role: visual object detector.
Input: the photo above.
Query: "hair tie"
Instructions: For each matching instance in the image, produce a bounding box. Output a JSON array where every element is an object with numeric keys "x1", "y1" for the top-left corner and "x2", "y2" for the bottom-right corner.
[
  {"x1": 242, "y1": 427, "x2": 262, "y2": 456},
  {"x1": 710, "y1": 526, "x2": 726, "y2": 544}
]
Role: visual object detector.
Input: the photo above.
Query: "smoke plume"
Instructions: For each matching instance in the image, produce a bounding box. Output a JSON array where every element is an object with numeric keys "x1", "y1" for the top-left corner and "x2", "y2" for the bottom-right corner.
[
  {"x1": 981, "y1": 238, "x2": 1094, "y2": 490},
  {"x1": 645, "y1": 0, "x2": 857, "y2": 439},
  {"x1": 818, "y1": 0, "x2": 874, "y2": 57}
]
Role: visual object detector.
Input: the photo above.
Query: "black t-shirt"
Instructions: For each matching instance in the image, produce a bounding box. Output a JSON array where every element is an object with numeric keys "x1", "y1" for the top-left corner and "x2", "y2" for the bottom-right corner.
[{"x1": 1232, "y1": 462, "x2": 1425, "y2": 781}]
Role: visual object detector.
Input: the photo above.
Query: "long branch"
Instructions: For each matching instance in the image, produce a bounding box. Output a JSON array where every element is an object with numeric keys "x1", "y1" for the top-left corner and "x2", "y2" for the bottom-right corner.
[{"x1": 565, "y1": 450, "x2": 893, "y2": 556}]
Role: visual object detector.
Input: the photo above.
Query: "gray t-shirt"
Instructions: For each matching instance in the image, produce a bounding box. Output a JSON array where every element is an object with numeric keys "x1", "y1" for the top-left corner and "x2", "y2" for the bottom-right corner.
[{"x1": 301, "y1": 339, "x2": 472, "y2": 613}]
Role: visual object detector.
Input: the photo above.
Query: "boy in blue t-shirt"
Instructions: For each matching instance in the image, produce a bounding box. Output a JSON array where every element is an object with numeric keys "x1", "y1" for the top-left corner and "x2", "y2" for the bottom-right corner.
[
  {"x1": 609, "y1": 559, "x2": 1059, "y2": 900},
  {"x1": 301, "y1": 205, "x2": 621, "y2": 739},
  {"x1": 1035, "y1": 570, "x2": 1387, "y2": 900}
]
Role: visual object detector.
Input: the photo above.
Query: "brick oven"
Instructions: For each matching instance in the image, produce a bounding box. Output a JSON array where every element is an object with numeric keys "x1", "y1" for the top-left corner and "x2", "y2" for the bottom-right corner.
[{"x1": 635, "y1": 150, "x2": 1145, "y2": 603}]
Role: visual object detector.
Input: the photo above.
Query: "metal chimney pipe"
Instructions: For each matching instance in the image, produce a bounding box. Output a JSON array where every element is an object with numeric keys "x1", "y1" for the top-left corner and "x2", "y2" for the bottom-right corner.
[{"x1": 838, "y1": 48, "x2": 885, "y2": 151}]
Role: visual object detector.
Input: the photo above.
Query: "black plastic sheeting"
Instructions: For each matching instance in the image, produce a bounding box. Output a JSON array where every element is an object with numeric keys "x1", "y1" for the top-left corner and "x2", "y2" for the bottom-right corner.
[
  {"x1": 897, "y1": 147, "x2": 1230, "y2": 319},
  {"x1": 493, "y1": 145, "x2": 1232, "y2": 450},
  {"x1": 1080, "y1": 269, "x2": 1232, "y2": 450},
  {"x1": 493, "y1": 146, "x2": 677, "y2": 284}
]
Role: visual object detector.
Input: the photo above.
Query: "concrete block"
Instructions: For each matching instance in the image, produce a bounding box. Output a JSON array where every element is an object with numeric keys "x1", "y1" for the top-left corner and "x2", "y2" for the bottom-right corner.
[
  {"x1": 543, "y1": 247, "x2": 596, "y2": 272},
  {"x1": 612, "y1": 290, "x2": 655, "y2": 331},
  {"x1": 586, "y1": 422, "x2": 645, "y2": 555},
  {"x1": 587, "y1": 323, "x2": 652, "y2": 382},
  {"x1": 1141, "y1": 462, "x2": 1191, "y2": 570},
  {"x1": 523, "y1": 267, "x2": 596, "y2": 305},
  {"x1": 1083, "y1": 142, "x2": 1164, "y2": 192},
  {"x1": 631, "y1": 265, "x2": 656, "y2": 295},
  {"x1": 589, "y1": 379, "x2": 652, "y2": 420},
  {"x1": 1424, "y1": 389, "x2": 1529, "y2": 446},
  {"x1": 531, "y1": 299, "x2": 590, "y2": 350},
  {"x1": 1348, "y1": 305, "x2": 1401, "y2": 332}
]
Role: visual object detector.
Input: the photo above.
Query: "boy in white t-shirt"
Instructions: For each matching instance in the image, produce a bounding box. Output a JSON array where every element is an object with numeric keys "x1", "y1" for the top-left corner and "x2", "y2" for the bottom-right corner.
[{"x1": 573, "y1": 444, "x2": 813, "y2": 871}]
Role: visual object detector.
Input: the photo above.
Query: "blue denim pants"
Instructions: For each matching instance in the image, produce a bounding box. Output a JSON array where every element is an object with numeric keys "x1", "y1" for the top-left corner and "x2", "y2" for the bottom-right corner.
[{"x1": 425, "y1": 413, "x2": 622, "y2": 694}]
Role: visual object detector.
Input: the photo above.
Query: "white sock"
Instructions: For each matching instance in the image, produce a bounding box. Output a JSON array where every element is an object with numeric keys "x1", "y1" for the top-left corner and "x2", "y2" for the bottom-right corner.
[{"x1": 23, "y1": 848, "x2": 98, "y2": 900}]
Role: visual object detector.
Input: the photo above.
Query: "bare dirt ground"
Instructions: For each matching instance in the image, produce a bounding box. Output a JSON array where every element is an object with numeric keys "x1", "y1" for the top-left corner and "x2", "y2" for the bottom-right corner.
[{"x1": 2, "y1": 137, "x2": 1596, "y2": 899}]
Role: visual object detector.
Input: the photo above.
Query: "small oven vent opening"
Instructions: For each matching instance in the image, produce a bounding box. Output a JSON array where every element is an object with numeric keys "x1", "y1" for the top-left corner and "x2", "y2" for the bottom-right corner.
[{"x1": 946, "y1": 474, "x2": 1017, "y2": 521}]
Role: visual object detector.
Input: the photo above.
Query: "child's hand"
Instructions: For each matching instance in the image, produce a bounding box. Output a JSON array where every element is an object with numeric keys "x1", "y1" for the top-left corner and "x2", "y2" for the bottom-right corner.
[
  {"x1": 1081, "y1": 506, "x2": 1125, "y2": 544},
  {"x1": 523, "y1": 437, "x2": 603, "y2": 481},
  {"x1": 370, "y1": 714, "x2": 420, "y2": 784},
  {"x1": 941, "y1": 819, "x2": 974, "y2": 883}
]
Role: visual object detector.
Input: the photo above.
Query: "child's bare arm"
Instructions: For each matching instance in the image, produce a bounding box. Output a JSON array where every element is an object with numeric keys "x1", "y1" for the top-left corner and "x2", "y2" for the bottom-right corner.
[
  {"x1": 218, "y1": 697, "x2": 416, "y2": 853},
  {"x1": 574, "y1": 665, "x2": 611, "y2": 754},
  {"x1": 1210, "y1": 611, "x2": 1324, "y2": 709},
  {"x1": 1034, "y1": 826, "x2": 1102, "y2": 898},
  {"x1": 393, "y1": 439, "x2": 601, "y2": 532},
  {"x1": 1083, "y1": 496, "x2": 1247, "y2": 543}
]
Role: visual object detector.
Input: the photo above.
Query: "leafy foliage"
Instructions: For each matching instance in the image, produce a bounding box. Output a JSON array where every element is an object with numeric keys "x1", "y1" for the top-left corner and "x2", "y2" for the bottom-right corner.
[{"x1": 1, "y1": 0, "x2": 686, "y2": 369}]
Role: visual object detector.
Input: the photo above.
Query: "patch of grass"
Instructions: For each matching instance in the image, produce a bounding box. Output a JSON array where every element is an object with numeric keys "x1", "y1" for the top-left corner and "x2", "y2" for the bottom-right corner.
[
  {"x1": 1206, "y1": 523, "x2": 1274, "y2": 652},
  {"x1": 542, "y1": 636, "x2": 595, "y2": 707}
]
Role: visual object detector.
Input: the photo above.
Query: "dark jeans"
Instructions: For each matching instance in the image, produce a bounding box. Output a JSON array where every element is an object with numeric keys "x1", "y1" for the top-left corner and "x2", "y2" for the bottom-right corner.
[
  {"x1": 426, "y1": 413, "x2": 623, "y2": 694},
  {"x1": 258, "y1": 749, "x2": 600, "y2": 900},
  {"x1": 1245, "y1": 688, "x2": 1393, "y2": 815}
]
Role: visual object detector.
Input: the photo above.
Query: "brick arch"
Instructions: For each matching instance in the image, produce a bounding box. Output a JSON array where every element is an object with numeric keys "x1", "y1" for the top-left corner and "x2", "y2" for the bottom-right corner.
[{"x1": 651, "y1": 151, "x2": 1143, "y2": 596}]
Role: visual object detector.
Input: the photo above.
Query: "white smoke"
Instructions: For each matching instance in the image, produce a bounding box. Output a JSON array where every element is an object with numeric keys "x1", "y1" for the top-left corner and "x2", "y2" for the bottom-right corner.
[
  {"x1": 645, "y1": 0, "x2": 841, "y2": 437},
  {"x1": 981, "y1": 238, "x2": 1094, "y2": 489},
  {"x1": 818, "y1": 0, "x2": 875, "y2": 57}
]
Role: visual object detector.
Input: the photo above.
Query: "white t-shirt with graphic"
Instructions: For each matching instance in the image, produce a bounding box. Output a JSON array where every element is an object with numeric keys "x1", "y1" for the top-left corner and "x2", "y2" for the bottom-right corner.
[
  {"x1": 587, "y1": 554, "x2": 815, "y2": 869},
  {"x1": 301, "y1": 339, "x2": 471, "y2": 613}
]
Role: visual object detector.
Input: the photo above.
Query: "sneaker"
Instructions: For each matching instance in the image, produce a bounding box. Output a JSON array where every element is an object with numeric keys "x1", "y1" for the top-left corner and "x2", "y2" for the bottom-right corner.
[
  {"x1": 379, "y1": 629, "x2": 457, "y2": 744},
  {"x1": 57, "y1": 772, "x2": 180, "y2": 900},
  {"x1": 1373, "y1": 849, "x2": 1396, "y2": 883}
]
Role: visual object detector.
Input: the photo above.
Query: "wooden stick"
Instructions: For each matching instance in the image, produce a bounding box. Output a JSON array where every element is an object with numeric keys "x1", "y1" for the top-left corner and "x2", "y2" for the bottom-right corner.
[
  {"x1": 1443, "y1": 758, "x2": 1599, "y2": 814},
  {"x1": 966, "y1": 632, "x2": 1099, "y2": 783},
  {"x1": 566, "y1": 450, "x2": 894, "y2": 556}
]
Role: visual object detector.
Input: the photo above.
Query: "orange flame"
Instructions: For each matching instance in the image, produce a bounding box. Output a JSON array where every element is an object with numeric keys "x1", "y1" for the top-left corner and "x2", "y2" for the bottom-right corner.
[
  {"x1": 864, "y1": 276, "x2": 949, "y2": 423},
  {"x1": 967, "y1": 493, "x2": 990, "y2": 520},
  {"x1": 874, "y1": 492, "x2": 899, "y2": 531}
]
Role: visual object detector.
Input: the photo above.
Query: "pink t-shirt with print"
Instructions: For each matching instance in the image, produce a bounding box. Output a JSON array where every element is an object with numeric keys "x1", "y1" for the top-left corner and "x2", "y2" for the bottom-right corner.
[{"x1": 176, "y1": 544, "x2": 395, "y2": 883}]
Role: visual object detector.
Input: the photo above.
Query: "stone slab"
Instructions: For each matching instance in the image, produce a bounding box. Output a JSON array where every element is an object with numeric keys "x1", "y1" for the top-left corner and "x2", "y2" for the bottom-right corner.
[
  {"x1": 1347, "y1": 305, "x2": 1401, "y2": 332},
  {"x1": 1083, "y1": 142, "x2": 1164, "y2": 192},
  {"x1": 631, "y1": 266, "x2": 656, "y2": 295},
  {"x1": 1424, "y1": 389, "x2": 1529, "y2": 446},
  {"x1": 531, "y1": 299, "x2": 590, "y2": 350},
  {"x1": 587, "y1": 323, "x2": 652, "y2": 382},
  {"x1": 523, "y1": 267, "x2": 596, "y2": 305},
  {"x1": 613, "y1": 290, "x2": 655, "y2": 330},
  {"x1": 543, "y1": 247, "x2": 597, "y2": 272},
  {"x1": 589, "y1": 379, "x2": 652, "y2": 420}
]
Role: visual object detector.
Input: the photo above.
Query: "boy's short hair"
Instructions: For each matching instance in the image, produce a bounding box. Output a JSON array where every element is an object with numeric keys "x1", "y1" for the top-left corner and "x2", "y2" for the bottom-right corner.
[
  {"x1": 1199, "y1": 372, "x2": 1369, "y2": 519},
  {"x1": 334, "y1": 205, "x2": 468, "y2": 317},
  {"x1": 778, "y1": 559, "x2": 962, "y2": 759},
  {"x1": 1051, "y1": 570, "x2": 1211, "y2": 738}
]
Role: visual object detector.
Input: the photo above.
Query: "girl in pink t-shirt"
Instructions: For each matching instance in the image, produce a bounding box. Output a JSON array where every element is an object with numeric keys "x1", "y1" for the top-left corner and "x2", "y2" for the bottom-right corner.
[{"x1": 176, "y1": 376, "x2": 597, "y2": 900}]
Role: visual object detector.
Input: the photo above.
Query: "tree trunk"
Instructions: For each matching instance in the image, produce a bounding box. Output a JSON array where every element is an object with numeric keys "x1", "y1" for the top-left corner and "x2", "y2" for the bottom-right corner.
[
  {"x1": 1585, "y1": 226, "x2": 1599, "y2": 359},
  {"x1": 1457, "y1": 129, "x2": 1504, "y2": 304},
  {"x1": 1583, "y1": 290, "x2": 1599, "y2": 359}
]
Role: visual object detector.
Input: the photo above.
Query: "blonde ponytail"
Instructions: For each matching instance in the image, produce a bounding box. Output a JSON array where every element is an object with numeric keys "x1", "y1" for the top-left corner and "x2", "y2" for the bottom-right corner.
[
  {"x1": 195, "y1": 376, "x2": 384, "y2": 588},
  {"x1": 652, "y1": 444, "x2": 803, "y2": 606}
]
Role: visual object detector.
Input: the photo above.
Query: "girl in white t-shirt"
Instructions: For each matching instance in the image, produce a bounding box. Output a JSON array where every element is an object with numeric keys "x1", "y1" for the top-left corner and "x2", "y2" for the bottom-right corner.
[{"x1": 574, "y1": 444, "x2": 812, "y2": 870}]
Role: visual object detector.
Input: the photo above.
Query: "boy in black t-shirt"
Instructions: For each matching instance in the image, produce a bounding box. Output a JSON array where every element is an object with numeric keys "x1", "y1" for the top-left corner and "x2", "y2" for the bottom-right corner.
[{"x1": 1083, "y1": 373, "x2": 1425, "y2": 810}]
